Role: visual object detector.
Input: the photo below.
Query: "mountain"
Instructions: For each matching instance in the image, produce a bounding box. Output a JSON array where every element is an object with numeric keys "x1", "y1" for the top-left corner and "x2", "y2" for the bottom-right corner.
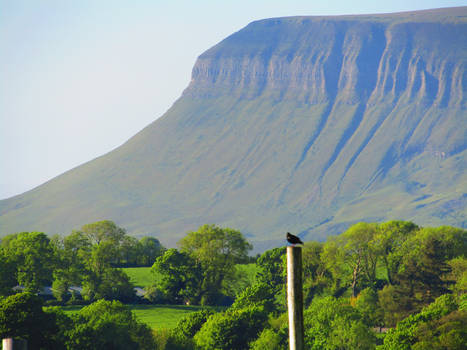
[{"x1": 1, "y1": 7, "x2": 466, "y2": 251}]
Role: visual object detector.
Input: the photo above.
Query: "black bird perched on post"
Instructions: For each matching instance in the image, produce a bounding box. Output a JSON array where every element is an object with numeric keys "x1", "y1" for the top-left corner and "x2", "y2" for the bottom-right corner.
[{"x1": 286, "y1": 232, "x2": 304, "y2": 245}]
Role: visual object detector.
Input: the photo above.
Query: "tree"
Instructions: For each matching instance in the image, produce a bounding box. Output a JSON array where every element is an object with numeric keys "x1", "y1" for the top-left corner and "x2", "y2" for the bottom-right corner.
[
  {"x1": 81, "y1": 242, "x2": 135, "y2": 302},
  {"x1": 65, "y1": 300, "x2": 155, "y2": 350},
  {"x1": 138, "y1": 237, "x2": 165, "y2": 266},
  {"x1": 63, "y1": 230, "x2": 92, "y2": 252},
  {"x1": 378, "y1": 284, "x2": 411, "y2": 327},
  {"x1": 82, "y1": 267, "x2": 135, "y2": 302},
  {"x1": 3, "y1": 232, "x2": 55, "y2": 292},
  {"x1": 321, "y1": 240, "x2": 347, "y2": 296},
  {"x1": 355, "y1": 287, "x2": 382, "y2": 327},
  {"x1": 231, "y1": 282, "x2": 277, "y2": 313},
  {"x1": 151, "y1": 248, "x2": 202, "y2": 304},
  {"x1": 302, "y1": 241, "x2": 331, "y2": 304},
  {"x1": 0, "y1": 248, "x2": 16, "y2": 296},
  {"x1": 194, "y1": 306, "x2": 267, "y2": 350},
  {"x1": 166, "y1": 309, "x2": 214, "y2": 350},
  {"x1": 250, "y1": 328, "x2": 285, "y2": 350},
  {"x1": 323, "y1": 223, "x2": 379, "y2": 297},
  {"x1": 447, "y1": 256, "x2": 467, "y2": 296},
  {"x1": 390, "y1": 228, "x2": 459, "y2": 315},
  {"x1": 380, "y1": 294, "x2": 459, "y2": 350},
  {"x1": 80, "y1": 220, "x2": 126, "y2": 246},
  {"x1": 412, "y1": 309, "x2": 467, "y2": 349},
  {"x1": 118, "y1": 236, "x2": 139, "y2": 266},
  {"x1": 179, "y1": 224, "x2": 252, "y2": 305},
  {"x1": 304, "y1": 296, "x2": 376, "y2": 350},
  {"x1": 256, "y1": 247, "x2": 286, "y2": 290},
  {"x1": 373, "y1": 221, "x2": 418, "y2": 284},
  {"x1": 0, "y1": 293, "x2": 60, "y2": 349},
  {"x1": 51, "y1": 232, "x2": 91, "y2": 302}
]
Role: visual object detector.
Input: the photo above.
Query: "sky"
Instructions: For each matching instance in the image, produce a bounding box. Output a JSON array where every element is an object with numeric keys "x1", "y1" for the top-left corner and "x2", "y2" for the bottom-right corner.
[{"x1": 1, "y1": 0, "x2": 466, "y2": 200}]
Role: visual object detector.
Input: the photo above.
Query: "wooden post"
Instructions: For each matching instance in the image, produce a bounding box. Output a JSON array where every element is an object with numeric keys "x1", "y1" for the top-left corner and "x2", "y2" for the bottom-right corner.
[
  {"x1": 2, "y1": 338, "x2": 27, "y2": 350},
  {"x1": 287, "y1": 246, "x2": 304, "y2": 350}
]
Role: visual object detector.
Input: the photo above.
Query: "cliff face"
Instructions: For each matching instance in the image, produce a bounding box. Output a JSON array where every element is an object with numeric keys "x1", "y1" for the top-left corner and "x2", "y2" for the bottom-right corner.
[{"x1": 1, "y1": 8, "x2": 466, "y2": 250}]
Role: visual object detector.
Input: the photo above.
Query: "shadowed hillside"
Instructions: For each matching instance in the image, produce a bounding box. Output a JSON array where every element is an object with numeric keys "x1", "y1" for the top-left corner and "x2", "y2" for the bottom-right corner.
[{"x1": 1, "y1": 7, "x2": 466, "y2": 251}]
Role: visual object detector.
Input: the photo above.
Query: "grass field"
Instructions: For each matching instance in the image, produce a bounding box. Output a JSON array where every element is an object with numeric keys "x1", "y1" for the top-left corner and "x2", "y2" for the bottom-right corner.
[
  {"x1": 122, "y1": 263, "x2": 260, "y2": 291},
  {"x1": 123, "y1": 267, "x2": 159, "y2": 287},
  {"x1": 60, "y1": 304, "x2": 223, "y2": 329}
]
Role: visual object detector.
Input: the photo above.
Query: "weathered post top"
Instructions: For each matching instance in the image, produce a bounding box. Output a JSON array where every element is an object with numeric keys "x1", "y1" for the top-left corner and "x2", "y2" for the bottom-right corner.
[
  {"x1": 287, "y1": 245, "x2": 304, "y2": 350},
  {"x1": 2, "y1": 338, "x2": 27, "y2": 350}
]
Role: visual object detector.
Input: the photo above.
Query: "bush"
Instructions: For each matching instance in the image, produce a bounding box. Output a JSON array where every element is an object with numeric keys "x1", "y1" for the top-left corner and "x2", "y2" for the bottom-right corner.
[
  {"x1": 355, "y1": 287, "x2": 382, "y2": 326},
  {"x1": 249, "y1": 328, "x2": 283, "y2": 350},
  {"x1": 165, "y1": 310, "x2": 214, "y2": 350},
  {"x1": 195, "y1": 306, "x2": 268, "y2": 350},
  {"x1": 66, "y1": 299, "x2": 155, "y2": 350},
  {"x1": 304, "y1": 296, "x2": 376, "y2": 349},
  {"x1": 231, "y1": 282, "x2": 277, "y2": 313},
  {"x1": 380, "y1": 294, "x2": 459, "y2": 350},
  {"x1": 0, "y1": 293, "x2": 62, "y2": 349}
]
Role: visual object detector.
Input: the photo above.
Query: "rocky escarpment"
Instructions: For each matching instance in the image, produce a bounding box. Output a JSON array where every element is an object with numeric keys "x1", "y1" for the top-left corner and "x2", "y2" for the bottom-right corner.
[
  {"x1": 187, "y1": 11, "x2": 466, "y2": 106},
  {"x1": 1, "y1": 8, "x2": 466, "y2": 250}
]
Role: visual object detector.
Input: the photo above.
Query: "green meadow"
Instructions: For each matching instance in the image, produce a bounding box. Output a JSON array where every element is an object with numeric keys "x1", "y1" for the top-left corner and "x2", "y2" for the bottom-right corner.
[
  {"x1": 58, "y1": 264, "x2": 258, "y2": 330},
  {"x1": 60, "y1": 304, "x2": 223, "y2": 329},
  {"x1": 122, "y1": 263, "x2": 259, "y2": 291},
  {"x1": 123, "y1": 266, "x2": 159, "y2": 287}
]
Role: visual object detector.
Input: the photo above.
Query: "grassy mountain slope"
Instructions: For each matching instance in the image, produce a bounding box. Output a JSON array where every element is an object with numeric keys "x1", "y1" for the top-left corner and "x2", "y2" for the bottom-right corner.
[{"x1": 1, "y1": 7, "x2": 466, "y2": 250}]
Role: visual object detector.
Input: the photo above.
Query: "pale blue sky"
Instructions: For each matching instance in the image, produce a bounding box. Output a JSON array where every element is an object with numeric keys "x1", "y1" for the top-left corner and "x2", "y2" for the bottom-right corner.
[{"x1": 1, "y1": 0, "x2": 466, "y2": 199}]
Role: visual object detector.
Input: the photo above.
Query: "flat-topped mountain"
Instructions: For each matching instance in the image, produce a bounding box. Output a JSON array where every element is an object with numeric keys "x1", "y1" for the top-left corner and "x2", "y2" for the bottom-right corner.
[{"x1": 1, "y1": 7, "x2": 466, "y2": 251}]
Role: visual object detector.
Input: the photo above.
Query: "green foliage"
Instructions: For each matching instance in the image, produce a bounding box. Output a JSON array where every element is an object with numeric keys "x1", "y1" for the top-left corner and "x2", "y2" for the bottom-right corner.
[
  {"x1": 412, "y1": 309, "x2": 467, "y2": 349},
  {"x1": 249, "y1": 328, "x2": 283, "y2": 350},
  {"x1": 256, "y1": 247, "x2": 285, "y2": 289},
  {"x1": 2, "y1": 232, "x2": 55, "y2": 292},
  {"x1": 166, "y1": 309, "x2": 214, "y2": 349},
  {"x1": 52, "y1": 221, "x2": 141, "y2": 302},
  {"x1": 173, "y1": 309, "x2": 214, "y2": 338},
  {"x1": 223, "y1": 263, "x2": 259, "y2": 298},
  {"x1": 231, "y1": 282, "x2": 277, "y2": 313},
  {"x1": 151, "y1": 248, "x2": 202, "y2": 304},
  {"x1": 392, "y1": 230, "x2": 456, "y2": 315},
  {"x1": 138, "y1": 236, "x2": 165, "y2": 266},
  {"x1": 80, "y1": 220, "x2": 126, "y2": 245},
  {"x1": 249, "y1": 312, "x2": 289, "y2": 349},
  {"x1": 448, "y1": 256, "x2": 467, "y2": 296},
  {"x1": 82, "y1": 267, "x2": 135, "y2": 302},
  {"x1": 304, "y1": 296, "x2": 376, "y2": 350},
  {"x1": 373, "y1": 221, "x2": 419, "y2": 285},
  {"x1": 65, "y1": 299, "x2": 155, "y2": 350},
  {"x1": 380, "y1": 294, "x2": 459, "y2": 350},
  {"x1": 0, "y1": 248, "x2": 16, "y2": 296},
  {"x1": 355, "y1": 287, "x2": 382, "y2": 326},
  {"x1": 324, "y1": 222, "x2": 380, "y2": 298},
  {"x1": 195, "y1": 305, "x2": 268, "y2": 350},
  {"x1": 0, "y1": 293, "x2": 60, "y2": 349},
  {"x1": 52, "y1": 278, "x2": 70, "y2": 303},
  {"x1": 179, "y1": 224, "x2": 252, "y2": 305},
  {"x1": 1, "y1": 220, "x2": 465, "y2": 349},
  {"x1": 302, "y1": 241, "x2": 331, "y2": 304},
  {"x1": 377, "y1": 284, "x2": 409, "y2": 327}
]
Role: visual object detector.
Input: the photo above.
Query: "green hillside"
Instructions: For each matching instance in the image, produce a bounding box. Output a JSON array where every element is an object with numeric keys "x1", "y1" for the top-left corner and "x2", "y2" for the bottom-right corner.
[{"x1": 1, "y1": 7, "x2": 466, "y2": 251}]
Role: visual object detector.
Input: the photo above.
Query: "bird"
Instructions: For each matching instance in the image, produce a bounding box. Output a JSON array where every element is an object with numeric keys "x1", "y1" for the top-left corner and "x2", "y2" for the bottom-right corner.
[{"x1": 286, "y1": 232, "x2": 304, "y2": 245}]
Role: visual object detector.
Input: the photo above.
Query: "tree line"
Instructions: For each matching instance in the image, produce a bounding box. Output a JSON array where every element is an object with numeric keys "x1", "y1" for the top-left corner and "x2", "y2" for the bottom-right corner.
[
  {"x1": 0, "y1": 220, "x2": 165, "y2": 302},
  {"x1": 0, "y1": 220, "x2": 466, "y2": 349},
  {"x1": 152, "y1": 221, "x2": 466, "y2": 349}
]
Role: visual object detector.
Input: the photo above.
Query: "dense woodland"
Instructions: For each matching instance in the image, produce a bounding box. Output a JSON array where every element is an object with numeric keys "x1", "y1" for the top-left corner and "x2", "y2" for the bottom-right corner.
[{"x1": 0, "y1": 220, "x2": 465, "y2": 349}]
